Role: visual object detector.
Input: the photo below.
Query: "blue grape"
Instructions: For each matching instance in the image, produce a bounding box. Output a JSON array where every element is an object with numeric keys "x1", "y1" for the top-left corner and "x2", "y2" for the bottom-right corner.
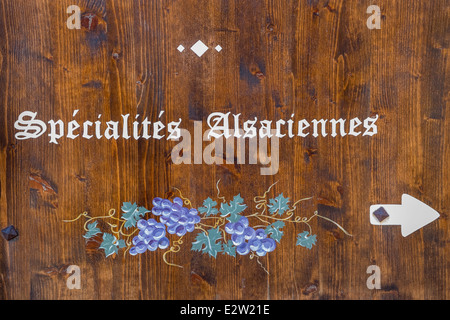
[
  {"x1": 187, "y1": 216, "x2": 196, "y2": 224},
  {"x1": 144, "y1": 226, "x2": 154, "y2": 236},
  {"x1": 170, "y1": 212, "x2": 181, "y2": 222},
  {"x1": 192, "y1": 215, "x2": 201, "y2": 224},
  {"x1": 178, "y1": 216, "x2": 188, "y2": 226},
  {"x1": 249, "y1": 239, "x2": 262, "y2": 251},
  {"x1": 188, "y1": 208, "x2": 198, "y2": 216},
  {"x1": 147, "y1": 240, "x2": 158, "y2": 251},
  {"x1": 137, "y1": 219, "x2": 148, "y2": 230},
  {"x1": 243, "y1": 227, "x2": 256, "y2": 240},
  {"x1": 186, "y1": 223, "x2": 195, "y2": 233},
  {"x1": 176, "y1": 225, "x2": 187, "y2": 237},
  {"x1": 152, "y1": 197, "x2": 163, "y2": 207},
  {"x1": 181, "y1": 207, "x2": 189, "y2": 216},
  {"x1": 132, "y1": 236, "x2": 141, "y2": 246},
  {"x1": 167, "y1": 224, "x2": 177, "y2": 234},
  {"x1": 147, "y1": 218, "x2": 157, "y2": 226},
  {"x1": 135, "y1": 243, "x2": 147, "y2": 254},
  {"x1": 152, "y1": 208, "x2": 162, "y2": 216},
  {"x1": 236, "y1": 242, "x2": 250, "y2": 255},
  {"x1": 225, "y1": 222, "x2": 235, "y2": 234},
  {"x1": 161, "y1": 199, "x2": 172, "y2": 209},
  {"x1": 239, "y1": 216, "x2": 249, "y2": 228},
  {"x1": 159, "y1": 216, "x2": 169, "y2": 224},
  {"x1": 152, "y1": 228, "x2": 165, "y2": 240},
  {"x1": 162, "y1": 208, "x2": 171, "y2": 217},
  {"x1": 232, "y1": 234, "x2": 245, "y2": 246},
  {"x1": 158, "y1": 237, "x2": 170, "y2": 249},
  {"x1": 234, "y1": 222, "x2": 245, "y2": 235},
  {"x1": 143, "y1": 236, "x2": 152, "y2": 245},
  {"x1": 155, "y1": 222, "x2": 165, "y2": 229},
  {"x1": 138, "y1": 230, "x2": 147, "y2": 240},
  {"x1": 255, "y1": 229, "x2": 267, "y2": 240},
  {"x1": 165, "y1": 219, "x2": 177, "y2": 227},
  {"x1": 261, "y1": 238, "x2": 276, "y2": 252},
  {"x1": 173, "y1": 197, "x2": 184, "y2": 207},
  {"x1": 255, "y1": 248, "x2": 267, "y2": 257},
  {"x1": 129, "y1": 246, "x2": 138, "y2": 256},
  {"x1": 172, "y1": 203, "x2": 183, "y2": 212}
]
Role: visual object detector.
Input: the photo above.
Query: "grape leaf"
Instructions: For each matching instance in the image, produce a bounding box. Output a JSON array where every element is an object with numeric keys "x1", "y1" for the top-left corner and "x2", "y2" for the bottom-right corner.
[
  {"x1": 99, "y1": 233, "x2": 126, "y2": 258},
  {"x1": 222, "y1": 240, "x2": 236, "y2": 257},
  {"x1": 83, "y1": 221, "x2": 101, "y2": 239},
  {"x1": 296, "y1": 231, "x2": 317, "y2": 249},
  {"x1": 191, "y1": 227, "x2": 223, "y2": 258},
  {"x1": 268, "y1": 193, "x2": 290, "y2": 216},
  {"x1": 198, "y1": 197, "x2": 219, "y2": 217},
  {"x1": 220, "y1": 194, "x2": 247, "y2": 222},
  {"x1": 265, "y1": 221, "x2": 285, "y2": 243},
  {"x1": 121, "y1": 202, "x2": 149, "y2": 229}
]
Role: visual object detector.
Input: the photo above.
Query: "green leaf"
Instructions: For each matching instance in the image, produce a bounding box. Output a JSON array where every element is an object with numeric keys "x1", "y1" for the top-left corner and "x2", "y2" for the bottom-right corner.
[
  {"x1": 222, "y1": 240, "x2": 236, "y2": 257},
  {"x1": 191, "y1": 227, "x2": 223, "y2": 258},
  {"x1": 265, "y1": 221, "x2": 285, "y2": 243},
  {"x1": 122, "y1": 202, "x2": 137, "y2": 213},
  {"x1": 83, "y1": 221, "x2": 101, "y2": 239},
  {"x1": 198, "y1": 197, "x2": 219, "y2": 217},
  {"x1": 121, "y1": 202, "x2": 149, "y2": 229},
  {"x1": 220, "y1": 194, "x2": 247, "y2": 222},
  {"x1": 268, "y1": 193, "x2": 290, "y2": 216},
  {"x1": 99, "y1": 233, "x2": 123, "y2": 258},
  {"x1": 117, "y1": 239, "x2": 127, "y2": 249},
  {"x1": 296, "y1": 231, "x2": 317, "y2": 249}
]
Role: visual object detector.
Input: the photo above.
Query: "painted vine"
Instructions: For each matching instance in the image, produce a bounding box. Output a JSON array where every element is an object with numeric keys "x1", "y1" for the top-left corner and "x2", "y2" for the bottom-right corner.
[{"x1": 64, "y1": 181, "x2": 352, "y2": 273}]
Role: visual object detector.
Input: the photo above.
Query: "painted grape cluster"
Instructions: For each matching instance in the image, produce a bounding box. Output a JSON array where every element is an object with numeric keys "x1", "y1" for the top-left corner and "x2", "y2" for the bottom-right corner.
[
  {"x1": 225, "y1": 216, "x2": 276, "y2": 257},
  {"x1": 67, "y1": 182, "x2": 351, "y2": 272},
  {"x1": 152, "y1": 197, "x2": 200, "y2": 236},
  {"x1": 129, "y1": 219, "x2": 169, "y2": 255},
  {"x1": 129, "y1": 197, "x2": 199, "y2": 255}
]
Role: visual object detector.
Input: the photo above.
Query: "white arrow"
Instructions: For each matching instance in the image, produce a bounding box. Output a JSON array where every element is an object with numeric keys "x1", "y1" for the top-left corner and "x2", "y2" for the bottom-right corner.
[{"x1": 370, "y1": 194, "x2": 440, "y2": 237}]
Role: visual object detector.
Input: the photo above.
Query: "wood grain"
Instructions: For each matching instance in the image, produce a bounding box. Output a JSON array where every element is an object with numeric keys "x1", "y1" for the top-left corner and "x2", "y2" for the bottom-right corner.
[{"x1": 0, "y1": 0, "x2": 448, "y2": 300}]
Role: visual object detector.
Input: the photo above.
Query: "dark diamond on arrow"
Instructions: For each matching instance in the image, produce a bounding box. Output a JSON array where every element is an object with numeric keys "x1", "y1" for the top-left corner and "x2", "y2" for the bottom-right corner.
[
  {"x1": 373, "y1": 207, "x2": 389, "y2": 222},
  {"x1": 1, "y1": 225, "x2": 18, "y2": 241}
]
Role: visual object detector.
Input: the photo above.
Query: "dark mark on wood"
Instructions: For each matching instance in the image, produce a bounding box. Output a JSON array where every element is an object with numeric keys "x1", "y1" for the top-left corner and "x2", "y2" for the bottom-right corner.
[
  {"x1": 303, "y1": 281, "x2": 319, "y2": 295},
  {"x1": 81, "y1": 13, "x2": 99, "y2": 31},
  {"x1": 28, "y1": 174, "x2": 57, "y2": 195},
  {"x1": 40, "y1": 264, "x2": 71, "y2": 277},
  {"x1": 82, "y1": 80, "x2": 103, "y2": 89}
]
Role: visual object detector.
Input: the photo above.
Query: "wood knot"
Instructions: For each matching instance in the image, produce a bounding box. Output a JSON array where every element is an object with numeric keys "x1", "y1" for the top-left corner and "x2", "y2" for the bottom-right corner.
[{"x1": 81, "y1": 12, "x2": 99, "y2": 31}]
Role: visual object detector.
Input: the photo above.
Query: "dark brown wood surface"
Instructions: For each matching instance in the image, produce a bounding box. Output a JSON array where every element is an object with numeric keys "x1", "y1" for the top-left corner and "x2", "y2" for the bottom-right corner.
[{"x1": 0, "y1": 0, "x2": 448, "y2": 300}]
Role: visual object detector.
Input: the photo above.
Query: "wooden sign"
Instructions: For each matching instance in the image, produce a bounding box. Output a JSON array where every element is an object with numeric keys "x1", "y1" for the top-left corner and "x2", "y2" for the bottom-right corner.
[{"x1": 0, "y1": 0, "x2": 448, "y2": 303}]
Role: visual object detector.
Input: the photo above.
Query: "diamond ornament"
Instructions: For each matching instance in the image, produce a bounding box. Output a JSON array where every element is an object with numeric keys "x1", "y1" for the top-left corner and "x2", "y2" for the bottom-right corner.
[
  {"x1": 373, "y1": 206, "x2": 389, "y2": 223},
  {"x1": 191, "y1": 40, "x2": 209, "y2": 57}
]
